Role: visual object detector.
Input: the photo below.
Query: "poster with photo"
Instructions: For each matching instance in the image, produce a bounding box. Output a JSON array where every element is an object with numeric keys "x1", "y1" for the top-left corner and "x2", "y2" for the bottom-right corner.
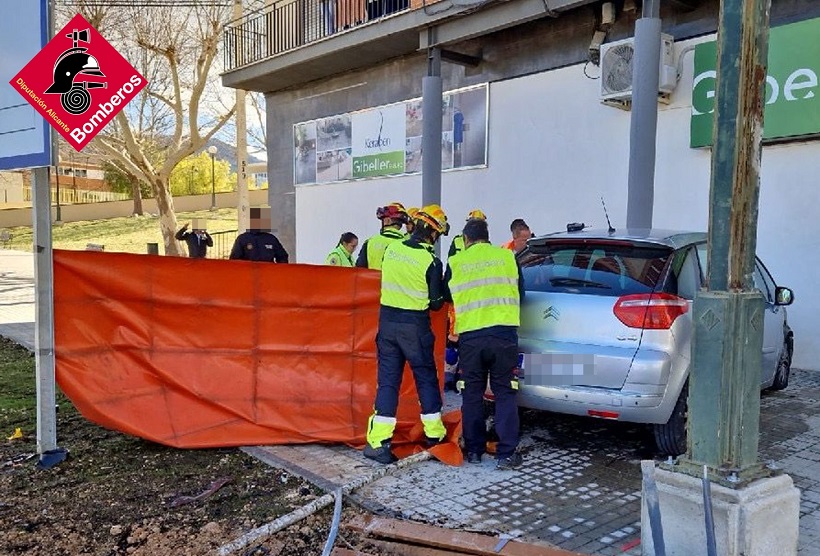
[
  {"x1": 293, "y1": 121, "x2": 317, "y2": 185},
  {"x1": 317, "y1": 114, "x2": 352, "y2": 152},
  {"x1": 316, "y1": 148, "x2": 353, "y2": 182},
  {"x1": 351, "y1": 104, "x2": 407, "y2": 178},
  {"x1": 444, "y1": 86, "x2": 487, "y2": 169},
  {"x1": 292, "y1": 84, "x2": 487, "y2": 185},
  {"x1": 405, "y1": 135, "x2": 422, "y2": 173}
]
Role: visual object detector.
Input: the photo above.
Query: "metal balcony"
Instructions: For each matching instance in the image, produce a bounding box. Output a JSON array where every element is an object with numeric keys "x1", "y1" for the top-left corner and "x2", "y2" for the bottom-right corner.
[
  {"x1": 224, "y1": 0, "x2": 413, "y2": 71},
  {"x1": 221, "y1": 0, "x2": 594, "y2": 92}
]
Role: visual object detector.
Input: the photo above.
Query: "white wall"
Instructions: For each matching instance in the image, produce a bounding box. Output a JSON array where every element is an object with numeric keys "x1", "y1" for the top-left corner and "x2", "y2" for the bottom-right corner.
[{"x1": 294, "y1": 36, "x2": 820, "y2": 368}]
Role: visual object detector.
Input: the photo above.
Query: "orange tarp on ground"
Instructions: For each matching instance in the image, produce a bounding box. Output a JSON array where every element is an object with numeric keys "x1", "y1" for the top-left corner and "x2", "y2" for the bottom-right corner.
[{"x1": 53, "y1": 250, "x2": 462, "y2": 464}]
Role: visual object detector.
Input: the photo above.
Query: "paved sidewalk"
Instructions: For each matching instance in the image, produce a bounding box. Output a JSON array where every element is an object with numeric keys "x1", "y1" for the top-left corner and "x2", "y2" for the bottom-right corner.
[
  {"x1": 249, "y1": 377, "x2": 820, "y2": 555},
  {"x1": 0, "y1": 249, "x2": 35, "y2": 350}
]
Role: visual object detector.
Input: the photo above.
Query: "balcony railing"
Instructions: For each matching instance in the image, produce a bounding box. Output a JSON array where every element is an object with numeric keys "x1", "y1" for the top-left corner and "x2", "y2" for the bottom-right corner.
[{"x1": 224, "y1": 0, "x2": 411, "y2": 70}]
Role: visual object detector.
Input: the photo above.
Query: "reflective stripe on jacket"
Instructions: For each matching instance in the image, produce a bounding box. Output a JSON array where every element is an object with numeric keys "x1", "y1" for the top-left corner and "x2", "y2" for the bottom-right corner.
[
  {"x1": 366, "y1": 228, "x2": 406, "y2": 270},
  {"x1": 380, "y1": 241, "x2": 435, "y2": 311},
  {"x1": 326, "y1": 244, "x2": 354, "y2": 266},
  {"x1": 448, "y1": 242, "x2": 520, "y2": 334}
]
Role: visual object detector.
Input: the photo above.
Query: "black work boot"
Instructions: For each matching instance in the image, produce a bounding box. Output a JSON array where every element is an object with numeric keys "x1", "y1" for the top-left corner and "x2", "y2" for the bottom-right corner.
[
  {"x1": 425, "y1": 436, "x2": 445, "y2": 448},
  {"x1": 496, "y1": 452, "x2": 523, "y2": 470},
  {"x1": 467, "y1": 452, "x2": 482, "y2": 464},
  {"x1": 363, "y1": 441, "x2": 398, "y2": 464}
]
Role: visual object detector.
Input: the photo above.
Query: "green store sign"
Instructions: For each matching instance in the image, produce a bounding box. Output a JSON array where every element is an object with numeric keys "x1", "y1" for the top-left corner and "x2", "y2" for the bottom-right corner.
[{"x1": 691, "y1": 17, "x2": 820, "y2": 148}]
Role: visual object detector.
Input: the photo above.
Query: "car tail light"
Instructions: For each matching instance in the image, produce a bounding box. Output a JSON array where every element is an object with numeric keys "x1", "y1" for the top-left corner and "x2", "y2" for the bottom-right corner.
[
  {"x1": 613, "y1": 292, "x2": 688, "y2": 329},
  {"x1": 588, "y1": 410, "x2": 620, "y2": 419}
]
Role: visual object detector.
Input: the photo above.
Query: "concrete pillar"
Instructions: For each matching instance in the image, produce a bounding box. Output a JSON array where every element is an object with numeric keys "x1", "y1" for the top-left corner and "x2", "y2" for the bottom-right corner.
[{"x1": 642, "y1": 467, "x2": 799, "y2": 556}]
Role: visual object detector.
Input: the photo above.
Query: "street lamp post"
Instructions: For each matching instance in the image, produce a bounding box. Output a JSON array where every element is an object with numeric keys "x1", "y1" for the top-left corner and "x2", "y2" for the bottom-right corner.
[
  {"x1": 207, "y1": 145, "x2": 217, "y2": 211},
  {"x1": 54, "y1": 165, "x2": 62, "y2": 222},
  {"x1": 71, "y1": 157, "x2": 77, "y2": 200}
]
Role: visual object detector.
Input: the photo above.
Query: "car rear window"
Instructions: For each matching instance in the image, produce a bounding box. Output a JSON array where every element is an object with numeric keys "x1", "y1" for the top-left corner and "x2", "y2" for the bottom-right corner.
[{"x1": 518, "y1": 242, "x2": 672, "y2": 296}]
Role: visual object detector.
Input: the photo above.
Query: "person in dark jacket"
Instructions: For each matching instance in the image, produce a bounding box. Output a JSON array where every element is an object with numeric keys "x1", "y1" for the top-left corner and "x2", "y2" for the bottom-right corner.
[
  {"x1": 229, "y1": 207, "x2": 289, "y2": 263},
  {"x1": 175, "y1": 220, "x2": 213, "y2": 258}
]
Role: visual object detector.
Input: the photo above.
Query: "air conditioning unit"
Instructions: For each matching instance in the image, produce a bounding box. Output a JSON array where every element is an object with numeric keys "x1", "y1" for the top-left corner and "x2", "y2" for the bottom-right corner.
[{"x1": 600, "y1": 34, "x2": 677, "y2": 103}]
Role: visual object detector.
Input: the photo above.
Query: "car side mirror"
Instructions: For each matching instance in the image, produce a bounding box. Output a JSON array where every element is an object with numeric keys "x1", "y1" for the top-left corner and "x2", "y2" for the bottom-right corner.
[{"x1": 775, "y1": 286, "x2": 794, "y2": 306}]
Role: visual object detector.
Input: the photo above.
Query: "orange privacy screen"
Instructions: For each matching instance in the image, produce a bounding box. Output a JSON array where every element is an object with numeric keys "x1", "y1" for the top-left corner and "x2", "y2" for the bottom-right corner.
[{"x1": 53, "y1": 250, "x2": 462, "y2": 465}]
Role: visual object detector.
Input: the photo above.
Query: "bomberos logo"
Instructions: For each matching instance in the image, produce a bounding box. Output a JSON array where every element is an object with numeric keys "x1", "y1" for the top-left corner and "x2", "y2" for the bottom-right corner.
[{"x1": 9, "y1": 13, "x2": 147, "y2": 151}]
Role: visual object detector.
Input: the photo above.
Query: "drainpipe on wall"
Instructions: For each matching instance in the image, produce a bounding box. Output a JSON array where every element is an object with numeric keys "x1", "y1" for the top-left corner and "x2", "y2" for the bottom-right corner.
[{"x1": 625, "y1": 0, "x2": 661, "y2": 230}]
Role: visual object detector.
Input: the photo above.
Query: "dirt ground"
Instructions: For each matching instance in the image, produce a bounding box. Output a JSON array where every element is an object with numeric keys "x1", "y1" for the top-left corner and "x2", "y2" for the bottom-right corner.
[{"x1": 0, "y1": 340, "x2": 378, "y2": 556}]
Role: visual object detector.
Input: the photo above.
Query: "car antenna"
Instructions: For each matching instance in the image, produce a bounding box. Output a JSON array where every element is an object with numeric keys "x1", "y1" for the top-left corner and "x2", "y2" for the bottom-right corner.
[{"x1": 601, "y1": 197, "x2": 616, "y2": 234}]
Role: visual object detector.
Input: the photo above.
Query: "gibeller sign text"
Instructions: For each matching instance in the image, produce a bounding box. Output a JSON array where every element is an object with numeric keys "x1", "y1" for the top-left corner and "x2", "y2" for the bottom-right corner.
[
  {"x1": 690, "y1": 17, "x2": 820, "y2": 148},
  {"x1": 9, "y1": 13, "x2": 147, "y2": 151}
]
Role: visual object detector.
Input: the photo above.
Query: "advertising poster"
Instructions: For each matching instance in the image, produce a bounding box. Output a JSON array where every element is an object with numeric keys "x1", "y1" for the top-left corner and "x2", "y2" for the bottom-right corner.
[
  {"x1": 293, "y1": 83, "x2": 488, "y2": 185},
  {"x1": 294, "y1": 121, "x2": 317, "y2": 185},
  {"x1": 351, "y1": 103, "x2": 406, "y2": 179},
  {"x1": 444, "y1": 86, "x2": 488, "y2": 169},
  {"x1": 405, "y1": 99, "x2": 423, "y2": 173},
  {"x1": 316, "y1": 114, "x2": 352, "y2": 182}
]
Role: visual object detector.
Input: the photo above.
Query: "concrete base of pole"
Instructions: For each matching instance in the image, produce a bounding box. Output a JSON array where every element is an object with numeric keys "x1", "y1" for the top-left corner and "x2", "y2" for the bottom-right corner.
[{"x1": 641, "y1": 467, "x2": 799, "y2": 556}]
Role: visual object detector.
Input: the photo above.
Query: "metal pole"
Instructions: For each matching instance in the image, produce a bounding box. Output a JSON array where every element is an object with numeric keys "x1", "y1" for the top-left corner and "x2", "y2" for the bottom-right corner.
[
  {"x1": 235, "y1": 0, "x2": 250, "y2": 233},
  {"x1": 641, "y1": 461, "x2": 667, "y2": 556},
  {"x1": 702, "y1": 466, "x2": 718, "y2": 556},
  {"x1": 685, "y1": 0, "x2": 771, "y2": 480},
  {"x1": 625, "y1": 0, "x2": 660, "y2": 230},
  {"x1": 54, "y1": 164, "x2": 61, "y2": 222},
  {"x1": 71, "y1": 155, "x2": 77, "y2": 199},
  {"x1": 421, "y1": 42, "x2": 442, "y2": 255},
  {"x1": 32, "y1": 167, "x2": 61, "y2": 462},
  {"x1": 210, "y1": 153, "x2": 216, "y2": 210}
]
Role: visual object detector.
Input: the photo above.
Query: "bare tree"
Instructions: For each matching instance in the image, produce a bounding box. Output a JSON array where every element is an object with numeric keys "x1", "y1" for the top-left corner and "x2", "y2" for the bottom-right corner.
[
  {"x1": 62, "y1": 2, "x2": 235, "y2": 255},
  {"x1": 247, "y1": 92, "x2": 267, "y2": 154}
]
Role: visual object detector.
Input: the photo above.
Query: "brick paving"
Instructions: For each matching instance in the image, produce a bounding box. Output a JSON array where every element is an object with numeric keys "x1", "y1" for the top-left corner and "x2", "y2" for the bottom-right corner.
[
  {"x1": 2, "y1": 248, "x2": 819, "y2": 554},
  {"x1": 249, "y1": 375, "x2": 820, "y2": 556}
]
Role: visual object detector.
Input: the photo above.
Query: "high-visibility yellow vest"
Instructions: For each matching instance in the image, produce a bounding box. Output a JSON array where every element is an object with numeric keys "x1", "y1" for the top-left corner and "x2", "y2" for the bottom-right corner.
[
  {"x1": 366, "y1": 228, "x2": 406, "y2": 270},
  {"x1": 448, "y1": 242, "x2": 520, "y2": 333},
  {"x1": 452, "y1": 235, "x2": 465, "y2": 255},
  {"x1": 325, "y1": 245, "x2": 353, "y2": 266},
  {"x1": 380, "y1": 241, "x2": 434, "y2": 311}
]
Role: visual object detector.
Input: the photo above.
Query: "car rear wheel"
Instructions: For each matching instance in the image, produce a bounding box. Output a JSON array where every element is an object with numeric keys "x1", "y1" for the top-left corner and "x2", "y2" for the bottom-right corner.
[
  {"x1": 769, "y1": 335, "x2": 793, "y2": 391},
  {"x1": 653, "y1": 384, "x2": 688, "y2": 456}
]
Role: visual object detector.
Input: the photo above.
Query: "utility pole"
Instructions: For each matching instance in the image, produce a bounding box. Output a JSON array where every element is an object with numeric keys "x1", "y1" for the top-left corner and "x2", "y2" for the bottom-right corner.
[
  {"x1": 421, "y1": 38, "x2": 442, "y2": 256},
  {"x1": 235, "y1": 0, "x2": 249, "y2": 233},
  {"x1": 208, "y1": 145, "x2": 218, "y2": 210},
  {"x1": 684, "y1": 0, "x2": 771, "y2": 481},
  {"x1": 54, "y1": 164, "x2": 61, "y2": 222},
  {"x1": 625, "y1": 0, "x2": 661, "y2": 229},
  {"x1": 642, "y1": 3, "x2": 799, "y2": 553}
]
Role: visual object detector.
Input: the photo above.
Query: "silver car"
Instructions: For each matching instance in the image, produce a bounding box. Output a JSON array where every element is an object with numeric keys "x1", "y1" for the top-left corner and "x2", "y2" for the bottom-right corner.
[{"x1": 510, "y1": 228, "x2": 794, "y2": 456}]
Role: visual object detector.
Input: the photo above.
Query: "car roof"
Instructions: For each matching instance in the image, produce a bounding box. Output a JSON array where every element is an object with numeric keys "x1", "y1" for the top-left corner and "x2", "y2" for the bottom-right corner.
[{"x1": 528, "y1": 228, "x2": 707, "y2": 250}]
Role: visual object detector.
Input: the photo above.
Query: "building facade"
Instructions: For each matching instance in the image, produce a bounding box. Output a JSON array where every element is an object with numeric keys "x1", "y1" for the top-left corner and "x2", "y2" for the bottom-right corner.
[{"x1": 223, "y1": 0, "x2": 820, "y2": 366}]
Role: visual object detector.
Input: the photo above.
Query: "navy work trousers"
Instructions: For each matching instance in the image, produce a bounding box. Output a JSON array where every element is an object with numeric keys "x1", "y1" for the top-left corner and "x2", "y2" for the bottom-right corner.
[
  {"x1": 374, "y1": 317, "x2": 442, "y2": 418},
  {"x1": 460, "y1": 335, "x2": 520, "y2": 459}
]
